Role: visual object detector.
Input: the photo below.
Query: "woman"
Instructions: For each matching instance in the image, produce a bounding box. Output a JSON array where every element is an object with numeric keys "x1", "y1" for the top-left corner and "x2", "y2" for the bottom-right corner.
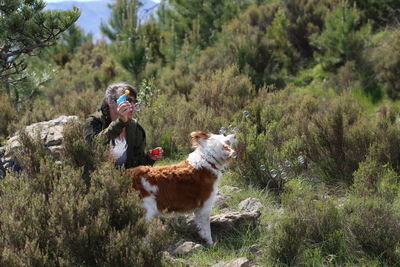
[{"x1": 84, "y1": 82, "x2": 162, "y2": 168}]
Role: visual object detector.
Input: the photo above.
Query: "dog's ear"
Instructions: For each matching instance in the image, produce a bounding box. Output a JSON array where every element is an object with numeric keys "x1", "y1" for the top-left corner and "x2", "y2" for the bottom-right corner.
[{"x1": 190, "y1": 131, "x2": 210, "y2": 148}]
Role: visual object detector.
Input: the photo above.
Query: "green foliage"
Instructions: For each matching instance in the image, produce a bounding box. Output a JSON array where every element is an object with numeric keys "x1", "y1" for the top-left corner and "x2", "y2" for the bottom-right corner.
[
  {"x1": 310, "y1": 2, "x2": 371, "y2": 70},
  {"x1": 157, "y1": 0, "x2": 250, "y2": 62},
  {"x1": 62, "y1": 119, "x2": 108, "y2": 184},
  {"x1": 0, "y1": 0, "x2": 80, "y2": 84},
  {"x1": 344, "y1": 196, "x2": 400, "y2": 264},
  {"x1": 12, "y1": 130, "x2": 51, "y2": 178},
  {"x1": 101, "y1": 0, "x2": 161, "y2": 79},
  {"x1": 48, "y1": 24, "x2": 92, "y2": 67},
  {"x1": 300, "y1": 94, "x2": 372, "y2": 184},
  {"x1": 264, "y1": 179, "x2": 349, "y2": 265},
  {"x1": 369, "y1": 29, "x2": 400, "y2": 100},
  {"x1": 0, "y1": 160, "x2": 169, "y2": 266},
  {"x1": 348, "y1": 0, "x2": 400, "y2": 28},
  {"x1": 284, "y1": 0, "x2": 333, "y2": 58}
]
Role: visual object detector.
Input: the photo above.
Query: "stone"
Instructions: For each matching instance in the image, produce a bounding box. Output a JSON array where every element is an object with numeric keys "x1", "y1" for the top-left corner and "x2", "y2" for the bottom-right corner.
[
  {"x1": 184, "y1": 211, "x2": 261, "y2": 242},
  {"x1": 210, "y1": 257, "x2": 252, "y2": 267},
  {"x1": 210, "y1": 211, "x2": 260, "y2": 233},
  {"x1": 238, "y1": 198, "x2": 263, "y2": 213},
  {"x1": 171, "y1": 241, "x2": 203, "y2": 256},
  {"x1": 0, "y1": 115, "x2": 78, "y2": 174}
]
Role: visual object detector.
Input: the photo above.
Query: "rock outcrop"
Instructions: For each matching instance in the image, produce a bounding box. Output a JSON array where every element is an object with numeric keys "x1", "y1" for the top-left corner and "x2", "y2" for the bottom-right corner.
[{"x1": 0, "y1": 115, "x2": 78, "y2": 174}]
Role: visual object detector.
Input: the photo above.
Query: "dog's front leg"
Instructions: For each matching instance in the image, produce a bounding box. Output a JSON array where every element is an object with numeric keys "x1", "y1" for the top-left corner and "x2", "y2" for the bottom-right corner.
[
  {"x1": 194, "y1": 205, "x2": 213, "y2": 245},
  {"x1": 143, "y1": 195, "x2": 159, "y2": 221}
]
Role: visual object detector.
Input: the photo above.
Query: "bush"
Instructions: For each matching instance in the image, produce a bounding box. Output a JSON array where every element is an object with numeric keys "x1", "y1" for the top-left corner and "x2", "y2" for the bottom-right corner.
[
  {"x1": 264, "y1": 179, "x2": 349, "y2": 265},
  {"x1": 62, "y1": 119, "x2": 109, "y2": 183},
  {"x1": 0, "y1": 159, "x2": 169, "y2": 266},
  {"x1": 344, "y1": 196, "x2": 400, "y2": 264},
  {"x1": 353, "y1": 156, "x2": 400, "y2": 202},
  {"x1": 370, "y1": 29, "x2": 400, "y2": 100},
  {"x1": 300, "y1": 94, "x2": 373, "y2": 184}
]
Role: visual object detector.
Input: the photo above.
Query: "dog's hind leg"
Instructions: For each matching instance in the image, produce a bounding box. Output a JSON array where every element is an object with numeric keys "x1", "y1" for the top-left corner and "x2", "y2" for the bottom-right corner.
[{"x1": 143, "y1": 195, "x2": 159, "y2": 221}]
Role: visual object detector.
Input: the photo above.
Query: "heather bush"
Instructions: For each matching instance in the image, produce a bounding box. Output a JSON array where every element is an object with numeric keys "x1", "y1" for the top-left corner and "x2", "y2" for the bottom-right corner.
[
  {"x1": 300, "y1": 94, "x2": 373, "y2": 184},
  {"x1": 62, "y1": 119, "x2": 108, "y2": 183},
  {"x1": 0, "y1": 158, "x2": 169, "y2": 266},
  {"x1": 232, "y1": 89, "x2": 312, "y2": 189},
  {"x1": 343, "y1": 196, "x2": 400, "y2": 264},
  {"x1": 353, "y1": 156, "x2": 400, "y2": 202},
  {"x1": 12, "y1": 130, "x2": 51, "y2": 178},
  {"x1": 264, "y1": 179, "x2": 349, "y2": 265}
]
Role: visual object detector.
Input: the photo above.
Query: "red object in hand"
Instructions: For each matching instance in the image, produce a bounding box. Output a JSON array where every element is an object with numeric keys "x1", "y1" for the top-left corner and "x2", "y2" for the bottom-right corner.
[{"x1": 150, "y1": 148, "x2": 161, "y2": 155}]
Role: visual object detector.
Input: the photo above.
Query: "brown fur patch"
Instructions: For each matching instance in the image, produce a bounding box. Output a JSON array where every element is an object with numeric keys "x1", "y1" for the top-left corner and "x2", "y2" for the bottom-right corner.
[
  {"x1": 190, "y1": 131, "x2": 211, "y2": 148},
  {"x1": 128, "y1": 160, "x2": 218, "y2": 212}
]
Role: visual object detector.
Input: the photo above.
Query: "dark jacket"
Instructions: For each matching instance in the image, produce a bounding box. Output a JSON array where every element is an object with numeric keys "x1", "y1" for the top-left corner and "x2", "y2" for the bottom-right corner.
[{"x1": 84, "y1": 108, "x2": 154, "y2": 169}]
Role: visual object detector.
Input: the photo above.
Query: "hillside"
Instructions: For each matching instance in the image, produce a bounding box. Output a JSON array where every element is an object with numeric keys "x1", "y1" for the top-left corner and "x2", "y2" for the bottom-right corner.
[{"x1": 1, "y1": 0, "x2": 400, "y2": 266}]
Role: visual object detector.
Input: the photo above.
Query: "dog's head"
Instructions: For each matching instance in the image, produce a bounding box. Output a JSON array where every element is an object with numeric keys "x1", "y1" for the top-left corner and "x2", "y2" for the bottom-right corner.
[{"x1": 190, "y1": 131, "x2": 236, "y2": 162}]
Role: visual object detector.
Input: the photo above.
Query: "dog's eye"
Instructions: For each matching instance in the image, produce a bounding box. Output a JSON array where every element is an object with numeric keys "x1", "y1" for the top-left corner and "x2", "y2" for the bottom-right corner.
[{"x1": 225, "y1": 140, "x2": 231, "y2": 146}]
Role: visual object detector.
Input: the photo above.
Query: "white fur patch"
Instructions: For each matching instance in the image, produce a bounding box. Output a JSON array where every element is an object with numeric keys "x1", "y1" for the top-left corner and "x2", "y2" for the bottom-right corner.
[
  {"x1": 143, "y1": 195, "x2": 158, "y2": 221},
  {"x1": 141, "y1": 178, "x2": 159, "y2": 194}
]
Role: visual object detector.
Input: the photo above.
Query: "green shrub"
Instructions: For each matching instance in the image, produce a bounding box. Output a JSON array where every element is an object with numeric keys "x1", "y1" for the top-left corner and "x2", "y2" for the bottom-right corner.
[
  {"x1": 353, "y1": 156, "x2": 400, "y2": 202},
  {"x1": 370, "y1": 29, "x2": 400, "y2": 100},
  {"x1": 348, "y1": 0, "x2": 400, "y2": 29},
  {"x1": 12, "y1": 130, "x2": 51, "y2": 178},
  {"x1": 264, "y1": 179, "x2": 349, "y2": 265},
  {"x1": 0, "y1": 159, "x2": 169, "y2": 266},
  {"x1": 62, "y1": 119, "x2": 108, "y2": 183},
  {"x1": 310, "y1": 2, "x2": 371, "y2": 71},
  {"x1": 344, "y1": 196, "x2": 400, "y2": 264},
  {"x1": 300, "y1": 94, "x2": 373, "y2": 184},
  {"x1": 284, "y1": 0, "x2": 334, "y2": 59}
]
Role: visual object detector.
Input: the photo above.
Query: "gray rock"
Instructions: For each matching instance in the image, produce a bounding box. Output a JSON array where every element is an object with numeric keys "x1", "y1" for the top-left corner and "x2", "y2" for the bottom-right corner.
[
  {"x1": 210, "y1": 257, "x2": 252, "y2": 267},
  {"x1": 210, "y1": 211, "x2": 261, "y2": 234},
  {"x1": 0, "y1": 115, "x2": 78, "y2": 171},
  {"x1": 238, "y1": 198, "x2": 263, "y2": 213},
  {"x1": 171, "y1": 241, "x2": 203, "y2": 256}
]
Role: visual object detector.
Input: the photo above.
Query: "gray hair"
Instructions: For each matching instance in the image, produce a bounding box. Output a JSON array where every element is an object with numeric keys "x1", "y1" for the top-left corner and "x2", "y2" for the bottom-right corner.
[{"x1": 104, "y1": 82, "x2": 138, "y2": 102}]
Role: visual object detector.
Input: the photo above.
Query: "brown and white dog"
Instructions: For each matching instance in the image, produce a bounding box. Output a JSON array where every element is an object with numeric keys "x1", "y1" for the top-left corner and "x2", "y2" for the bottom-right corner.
[{"x1": 127, "y1": 131, "x2": 236, "y2": 245}]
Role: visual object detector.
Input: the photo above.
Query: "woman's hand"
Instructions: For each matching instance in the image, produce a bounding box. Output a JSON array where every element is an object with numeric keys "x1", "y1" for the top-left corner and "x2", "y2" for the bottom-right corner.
[
  {"x1": 117, "y1": 101, "x2": 134, "y2": 122},
  {"x1": 149, "y1": 147, "x2": 163, "y2": 161}
]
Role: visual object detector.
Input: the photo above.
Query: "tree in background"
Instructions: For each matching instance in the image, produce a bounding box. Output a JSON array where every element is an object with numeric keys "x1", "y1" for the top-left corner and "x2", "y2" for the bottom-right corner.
[
  {"x1": 310, "y1": 2, "x2": 369, "y2": 71},
  {"x1": 49, "y1": 24, "x2": 92, "y2": 67},
  {"x1": 0, "y1": 0, "x2": 80, "y2": 104},
  {"x1": 157, "y1": 0, "x2": 250, "y2": 63},
  {"x1": 101, "y1": 0, "x2": 148, "y2": 79}
]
